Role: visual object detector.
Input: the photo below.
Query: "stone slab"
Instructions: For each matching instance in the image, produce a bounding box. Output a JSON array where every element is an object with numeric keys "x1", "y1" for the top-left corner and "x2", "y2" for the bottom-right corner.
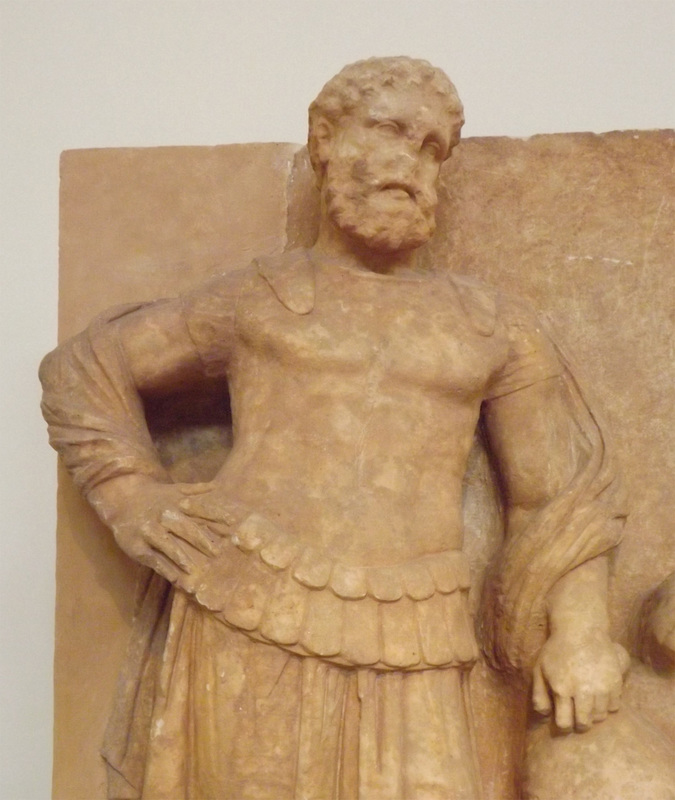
[{"x1": 54, "y1": 131, "x2": 674, "y2": 798}]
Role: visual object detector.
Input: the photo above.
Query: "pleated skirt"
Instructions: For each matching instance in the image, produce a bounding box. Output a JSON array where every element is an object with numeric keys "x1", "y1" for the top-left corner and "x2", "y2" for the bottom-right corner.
[{"x1": 141, "y1": 592, "x2": 482, "y2": 800}]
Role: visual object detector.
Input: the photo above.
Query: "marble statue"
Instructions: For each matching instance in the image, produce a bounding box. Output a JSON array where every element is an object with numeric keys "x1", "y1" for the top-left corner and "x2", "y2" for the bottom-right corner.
[{"x1": 41, "y1": 58, "x2": 633, "y2": 799}]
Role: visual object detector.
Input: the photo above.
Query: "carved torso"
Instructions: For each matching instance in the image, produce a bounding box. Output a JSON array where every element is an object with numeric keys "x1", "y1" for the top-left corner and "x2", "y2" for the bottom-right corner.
[
  {"x1": 201, "y1": 253, "x2": 508, "y2": 567},
  {"x1": 177, "y1": 249, "x2": 566, "y2": 669}
]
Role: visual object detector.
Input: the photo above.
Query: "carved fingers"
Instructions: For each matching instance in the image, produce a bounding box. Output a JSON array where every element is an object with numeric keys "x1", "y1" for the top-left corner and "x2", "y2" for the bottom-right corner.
[
  {"x1": 610, "y1": 642, "x2": 631, "y2": 709},
  {"x1": 177, "y1": 491, "x2": 247, "y2": 536},
  {"x1": 145, "y1": 521, "x2": 197, "y2": 575},
  {"x1": 113, "y1": 516, "x2": 195, "y2": 583},
  {"x1": 160, "y1": 509, "x2": 219, "y2": 557},
  {"x1": 108, "y1": 480, "x2": 229, "y2": 584},
  {"x1": 531, "y1": 663, "x2": 553, "y2": 717},
  {"x1": 532, "y1": 630, "x2": 629, "y2": 732},
  {"x1": 532, "y1": 673, "x2": 619, "y2": 732}
]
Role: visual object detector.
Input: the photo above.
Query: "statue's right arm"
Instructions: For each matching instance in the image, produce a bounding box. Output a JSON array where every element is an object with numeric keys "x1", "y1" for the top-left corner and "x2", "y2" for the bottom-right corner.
[
  {"x1": 91, "y1": 300, "x2": 226, "y2": 582},
  {"x1": 116, "y1": 298, "x2": 205, "y2": 393},
  {"x1": 40, "y1": 272, "x2": 244, "y2": 584}
]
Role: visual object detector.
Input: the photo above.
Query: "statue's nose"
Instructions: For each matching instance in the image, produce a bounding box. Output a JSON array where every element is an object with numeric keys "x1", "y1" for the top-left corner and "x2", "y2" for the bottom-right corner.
[{"x1": 381, "y1": 145, "x2": 419, "y2": 177}]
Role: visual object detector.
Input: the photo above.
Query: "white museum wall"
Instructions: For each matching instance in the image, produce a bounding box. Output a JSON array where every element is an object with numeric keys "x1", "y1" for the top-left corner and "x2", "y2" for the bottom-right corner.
[{"x1": 1, "y1": 2, "x2": 673, "y2": 796}]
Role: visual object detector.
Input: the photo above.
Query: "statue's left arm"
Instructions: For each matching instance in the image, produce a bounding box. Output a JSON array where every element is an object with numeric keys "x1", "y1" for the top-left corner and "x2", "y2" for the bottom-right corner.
[{"x1": 481, "y1": 297, "x2": 628, "y2": 731}]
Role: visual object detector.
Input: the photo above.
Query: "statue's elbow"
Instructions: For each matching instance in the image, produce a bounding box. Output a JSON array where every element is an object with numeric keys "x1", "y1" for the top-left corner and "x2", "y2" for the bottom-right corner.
[{"x1": 38, "y1": 347, "x2": 58, "y2": 389}]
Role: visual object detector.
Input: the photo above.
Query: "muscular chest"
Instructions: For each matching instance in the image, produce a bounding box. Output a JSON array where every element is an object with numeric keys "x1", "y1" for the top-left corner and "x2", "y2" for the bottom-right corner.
[{"x1": 236, "y1": 268, "x2": 505, "y2": 399}]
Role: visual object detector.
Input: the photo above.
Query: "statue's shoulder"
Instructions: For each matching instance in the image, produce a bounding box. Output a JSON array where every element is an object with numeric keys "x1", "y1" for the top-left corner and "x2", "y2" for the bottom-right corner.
[
  {"x1": 491, "y1": 288, "x2": 549, "y2": 339},
  {"x1": 447, "y1": 272, "x2": 552, "y2": 339},
  {"x1": 254, "y1": 248, "x2": 315, "y2": 315},
  {"x1": 444, "y1": 272, "x2": 498, "y2": 337},
  {"x1": 485, "y1": 286, "x2": 562, "y2": 382}
]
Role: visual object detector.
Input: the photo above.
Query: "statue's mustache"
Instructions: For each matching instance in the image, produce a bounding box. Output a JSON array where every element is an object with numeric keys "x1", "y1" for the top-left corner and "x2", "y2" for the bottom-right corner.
[
  {"x1": 333, "y1": 177, "x2": 436, "y2": 208},
  {"x1": 378, "y1": 181, "x2": 419, "y2": 199}
]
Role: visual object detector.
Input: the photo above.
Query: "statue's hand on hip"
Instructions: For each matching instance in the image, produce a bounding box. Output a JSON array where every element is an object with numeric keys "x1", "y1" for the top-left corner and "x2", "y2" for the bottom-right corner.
[
  {"x1": 88, "y1": 475, "x2": 234, "y2": 585},
  {"x1": 531, "y1": 626, "x2": 630, "y2": 732}
]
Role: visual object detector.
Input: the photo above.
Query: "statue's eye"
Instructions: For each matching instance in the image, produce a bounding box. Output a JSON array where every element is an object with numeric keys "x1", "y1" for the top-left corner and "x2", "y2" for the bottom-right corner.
[
  {"x1": 422, "y1": 138, "x2": 443, "y2": 158},
  {"x1": 376, "y1": 120, "x2": 401, "y2": 135}
]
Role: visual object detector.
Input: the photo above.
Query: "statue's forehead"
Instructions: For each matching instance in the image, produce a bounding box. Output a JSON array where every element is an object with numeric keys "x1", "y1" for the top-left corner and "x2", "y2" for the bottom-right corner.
[{"x1": 352, "y1": 85, "x2": 451, "y2": 129}]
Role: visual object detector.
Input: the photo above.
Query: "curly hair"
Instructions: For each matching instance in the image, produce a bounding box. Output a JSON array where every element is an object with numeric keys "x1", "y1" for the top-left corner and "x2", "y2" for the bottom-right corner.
[{"x1": 308, "y1": 56, "x2": 464, "y2": 176}]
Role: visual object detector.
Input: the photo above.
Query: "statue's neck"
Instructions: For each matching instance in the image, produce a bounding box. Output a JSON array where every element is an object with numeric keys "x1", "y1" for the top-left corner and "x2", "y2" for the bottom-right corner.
[{"x1": 312, "y1": 215, "x2": 422, "y2": 277}]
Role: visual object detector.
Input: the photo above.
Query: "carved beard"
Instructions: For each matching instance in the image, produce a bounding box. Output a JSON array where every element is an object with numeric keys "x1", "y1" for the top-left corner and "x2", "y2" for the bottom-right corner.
[{"x1": 324, "y1": 162, "x2": 437, "y2": 253}]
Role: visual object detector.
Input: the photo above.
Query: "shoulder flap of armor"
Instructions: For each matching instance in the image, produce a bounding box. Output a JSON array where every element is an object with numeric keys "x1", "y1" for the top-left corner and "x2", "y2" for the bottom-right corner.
[
  {"x1": 255, "y1": 249, "x2": 315, "y2": 315},
  {"x1": 448, "y1": 273, "x2": 497, "y2": 336}
]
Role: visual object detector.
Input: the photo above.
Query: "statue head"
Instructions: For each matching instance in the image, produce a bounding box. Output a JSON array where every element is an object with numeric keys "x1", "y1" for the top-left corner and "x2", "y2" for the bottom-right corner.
[
  {"x1": 308, "y1": 57, "x2": 464, "y2": 253},
  {"x1": 308, "y1": 57, "x2": 464, "y2": 178}
]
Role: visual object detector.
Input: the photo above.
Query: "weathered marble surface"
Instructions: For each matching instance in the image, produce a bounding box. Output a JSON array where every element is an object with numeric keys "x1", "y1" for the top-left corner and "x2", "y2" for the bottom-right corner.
[{"x1": 53, "y1": 128, "x2": 673, "y2": 798}]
